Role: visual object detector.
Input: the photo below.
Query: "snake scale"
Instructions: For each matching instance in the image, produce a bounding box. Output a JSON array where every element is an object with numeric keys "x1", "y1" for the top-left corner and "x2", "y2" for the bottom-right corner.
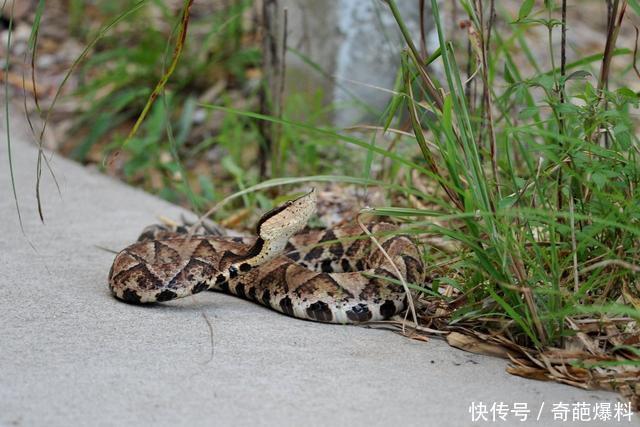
[{"x1": 108, "y1": 189, "x2": 425, "y2": 323}]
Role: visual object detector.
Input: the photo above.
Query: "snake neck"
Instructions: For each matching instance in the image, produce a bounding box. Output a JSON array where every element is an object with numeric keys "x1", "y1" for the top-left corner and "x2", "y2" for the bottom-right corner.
[
  {"x1": 206, "y1": 189, "x2": 314, "y2": 288},
  {"x1": 208, "y1": 236, "x2": 288, "y2": 287}
]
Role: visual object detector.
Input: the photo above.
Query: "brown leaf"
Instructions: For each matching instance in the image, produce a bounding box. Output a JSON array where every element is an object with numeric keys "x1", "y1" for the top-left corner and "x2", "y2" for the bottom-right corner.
[
  {"x1": 506, "y1": 364, "x2": 551, "y2": 381},
  {"x1": 623, "y1": 283, "x2": 640, "y2": 310},
  {"x1": 446, "y1": 331, "x2": 514, "y2": 359}
]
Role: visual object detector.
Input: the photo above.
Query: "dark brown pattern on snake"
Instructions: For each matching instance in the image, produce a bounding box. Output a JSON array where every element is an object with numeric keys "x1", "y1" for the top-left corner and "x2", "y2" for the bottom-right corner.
[
  {"x1": 108, "y1": 192, "x2": 425, "y2": 323},
  {"x1": 109, "y1": 223, "x2": 424, "y2": 323}
]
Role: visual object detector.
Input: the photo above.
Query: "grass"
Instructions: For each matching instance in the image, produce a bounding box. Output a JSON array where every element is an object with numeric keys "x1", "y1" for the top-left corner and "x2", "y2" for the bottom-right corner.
[
  {"x1": 62, "y1": 0, "x2": 357, "y2": 213},
  {"x1": 6, "y1": 0, "x2": 640, "y2": 407},
  {"x1": 63, "y1": 0, "x2": 264, "y2": 210},
  {"x1": 374, "y1": 0, "x2": 639, "y2": 405}
]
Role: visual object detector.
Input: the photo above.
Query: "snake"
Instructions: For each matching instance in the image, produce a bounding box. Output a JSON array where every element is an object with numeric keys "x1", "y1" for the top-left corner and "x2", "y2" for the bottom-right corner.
[{"x1": 108, "y1": 189, "x2": 425, "y2": 323}]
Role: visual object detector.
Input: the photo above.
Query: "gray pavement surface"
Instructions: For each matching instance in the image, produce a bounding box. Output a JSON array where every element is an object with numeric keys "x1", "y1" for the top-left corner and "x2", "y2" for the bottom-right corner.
[{"x1": 0, "y1": 124, "x2": 633, "y2": 427}]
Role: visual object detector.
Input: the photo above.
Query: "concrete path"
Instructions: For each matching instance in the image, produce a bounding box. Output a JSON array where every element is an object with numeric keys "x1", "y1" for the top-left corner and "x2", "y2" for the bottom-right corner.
[{"x1": 0, "y1": 126, "x2": 630, "y2": 426}]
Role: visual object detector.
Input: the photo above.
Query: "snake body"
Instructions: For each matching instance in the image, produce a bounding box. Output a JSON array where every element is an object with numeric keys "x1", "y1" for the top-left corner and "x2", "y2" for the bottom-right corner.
[{"x1": 108, "y1": 189, "x2": 424, "y2": 323}]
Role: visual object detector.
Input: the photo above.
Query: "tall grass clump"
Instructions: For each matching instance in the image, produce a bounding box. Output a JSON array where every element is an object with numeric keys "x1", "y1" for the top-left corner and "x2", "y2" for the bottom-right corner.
[{"x1": 378, "y1": 0, "x2": 639, "y2": 352}]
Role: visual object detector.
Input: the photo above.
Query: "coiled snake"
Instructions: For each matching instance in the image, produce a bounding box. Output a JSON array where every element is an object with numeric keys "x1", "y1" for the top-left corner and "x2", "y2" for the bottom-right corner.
[{"x1": 108, "y1": 189, "x2": 424, "y2": 323}]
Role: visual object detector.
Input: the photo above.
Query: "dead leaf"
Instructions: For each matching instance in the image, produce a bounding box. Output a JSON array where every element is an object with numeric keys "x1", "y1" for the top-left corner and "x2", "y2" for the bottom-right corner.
[
  {"x1": 623, "y1": 282, "x2": 640, "y2": 309},
  {"x1": 446, "y1": 331, "x2": 514, "y2": 359}
]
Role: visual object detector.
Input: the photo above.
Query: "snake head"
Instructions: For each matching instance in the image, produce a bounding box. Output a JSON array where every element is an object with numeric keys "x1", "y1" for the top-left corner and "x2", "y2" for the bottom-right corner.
[{"x1": 256, "y1": 188, "x2": 317, "y2": 241}]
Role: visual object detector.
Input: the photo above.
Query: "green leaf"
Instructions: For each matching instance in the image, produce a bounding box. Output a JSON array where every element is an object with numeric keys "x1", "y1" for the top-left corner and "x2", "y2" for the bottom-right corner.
[
  {"x1": 562, "y1": 70, "x2": 591, "y2": 83},
  {"x1": 534, "y1": 74, "x2": 555, "y2": 91},
  {"x1": 498, "y1": 193, "x2": 518, "y2": 210},
  {"x1": 591, "y1": 172, "x2": 607, "y2": 190},
  {"x1": 443, "y1": 93, "x2": 453, "y2": 133},
  {"x1": 629, "y1": 0, "x2": 640, "y2": 17},
  {"x1": 555, "y1": 103, "x2": 579, "y2": 115},
  {"x1": 518, "y1": 106, "x2": 539, "y2": 120},
  {"x1": 425, "y1": 46, "x2": 442, "y2": 66},
  {"x1": 616, "y1": 87, "x2": 638, "y2": 100},
  {"x1": 504, "y1": 62, "x2": 516, "y2": 84},
  {"x1": 518, "y1": 0, "x2": 535, "y2": 20}
]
